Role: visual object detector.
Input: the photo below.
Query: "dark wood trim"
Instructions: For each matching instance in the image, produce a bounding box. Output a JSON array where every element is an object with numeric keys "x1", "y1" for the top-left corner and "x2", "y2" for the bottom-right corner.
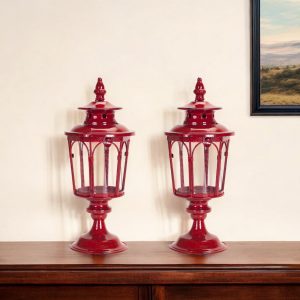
[
  {"x1": 251, "y1": 0, "x2": 261, "y2": 115},
  {"x1": 1, "y1": 269, "x2": 300, "y2": 285}
]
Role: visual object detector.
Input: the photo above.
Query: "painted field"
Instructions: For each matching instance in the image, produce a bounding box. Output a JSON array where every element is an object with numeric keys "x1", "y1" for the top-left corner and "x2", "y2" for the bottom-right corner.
[{"x1": 261, "y1": 65, "x2": 300, "y2": 105}]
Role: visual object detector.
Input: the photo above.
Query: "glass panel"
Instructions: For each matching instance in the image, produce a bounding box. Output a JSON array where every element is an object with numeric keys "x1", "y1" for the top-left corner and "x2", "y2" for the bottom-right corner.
[
  {"x1": 171, "y1": 141, "x2": 189, "y2": 196},
  {"x1": 92, "y1": 141, "x2": 120, "y2": 197},
  {"x1": 70, "y1": 141, "x2": 89, "y2": 195},
  {"x1": 192, "y1": 142, "x2": 205, "y2": 194},
  {"x1": 219, "y1": 140, "x2": 230, "y2": 192},
  {"x1": 191, "y1": 141, "x2": 219, "y2": 197},
  {"x1": 92, "y1": 142, "x2": 105, "y2": 193},
  {"x1": 120, "y1": 141, "x2": 129, "y2": 192}
]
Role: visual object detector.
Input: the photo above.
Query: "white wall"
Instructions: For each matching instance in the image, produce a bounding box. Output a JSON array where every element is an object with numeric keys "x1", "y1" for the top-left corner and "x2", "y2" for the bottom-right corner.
[{"x1": 0, "y1": 0, "x2": 299, "y2": 242}]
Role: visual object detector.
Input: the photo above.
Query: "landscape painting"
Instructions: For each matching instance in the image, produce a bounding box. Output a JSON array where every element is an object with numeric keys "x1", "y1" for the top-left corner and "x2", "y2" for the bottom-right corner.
[{"x1": 251, "y1": 0, "x2": 300, "y2": 115}]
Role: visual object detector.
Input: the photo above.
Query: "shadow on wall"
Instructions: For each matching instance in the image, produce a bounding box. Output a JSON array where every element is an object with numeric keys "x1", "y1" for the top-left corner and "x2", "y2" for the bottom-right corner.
[
  {"x1": 46, "y1": 109, "x2": 89, "y2": 241},
  {"x1": 150, "y1": 110, "x2": 189, "y2": 240}
]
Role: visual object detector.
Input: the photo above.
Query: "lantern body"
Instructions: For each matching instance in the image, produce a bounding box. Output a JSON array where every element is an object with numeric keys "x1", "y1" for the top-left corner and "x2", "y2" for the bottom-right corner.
[
  {"x1": 65, "y1": 78, "x2": 134, "y2": 255},
  {"x1": 165, "y1": 78, "x2": 234, "y2": 255}
]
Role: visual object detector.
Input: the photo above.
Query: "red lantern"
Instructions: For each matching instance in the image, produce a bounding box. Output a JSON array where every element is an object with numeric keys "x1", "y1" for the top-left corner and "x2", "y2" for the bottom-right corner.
[
  {"x1": 165, "y1": 78, "x2": 234, "y2": 255},
  {"x1": 66, "y1": 78, "x2": 134, "y2": 254}
]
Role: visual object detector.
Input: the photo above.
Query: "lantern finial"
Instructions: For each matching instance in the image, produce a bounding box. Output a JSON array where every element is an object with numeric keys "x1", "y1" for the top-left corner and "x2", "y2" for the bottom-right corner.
[
  {"x1": 94, "y1": 77, "x2": 106, "y2": 102},
  {"x1": 194, "y1": 77, "x2": 206, "y2": 102}
]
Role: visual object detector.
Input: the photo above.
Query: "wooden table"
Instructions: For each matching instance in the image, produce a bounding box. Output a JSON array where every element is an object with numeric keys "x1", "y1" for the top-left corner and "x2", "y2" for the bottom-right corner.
[{"x1": 0, "y1": 241, "x2": 300, "y2": 299}]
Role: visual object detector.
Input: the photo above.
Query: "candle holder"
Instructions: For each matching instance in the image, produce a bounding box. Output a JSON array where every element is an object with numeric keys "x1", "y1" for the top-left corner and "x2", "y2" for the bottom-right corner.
[
  {"x1": 165, "y1": 78, "x2": 234, "y2": 255},
  {"x1": 65, "y1": 78, "x2": 134, "y2": 255}
]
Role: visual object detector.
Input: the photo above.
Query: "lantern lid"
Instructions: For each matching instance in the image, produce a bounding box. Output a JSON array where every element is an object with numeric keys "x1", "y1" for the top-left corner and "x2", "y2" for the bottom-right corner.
[
  {"x1": 65, "y1": 78, "x2": 134, "y2": 139},
  {"x1": 165, "y1": 77, "x2": 234, "y2": 138}
]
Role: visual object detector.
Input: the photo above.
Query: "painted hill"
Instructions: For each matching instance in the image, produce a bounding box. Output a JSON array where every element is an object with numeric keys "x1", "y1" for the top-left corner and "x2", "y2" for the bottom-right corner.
[
  {"x1": 261, "y1": 65, "x2": 300, "y2": 105},
  {"x1": 261, "y1": 41, "x2": 300, "y2": 66},
  {"x1": 261, "y1": 53, "x2": 300, "y2": 66}
]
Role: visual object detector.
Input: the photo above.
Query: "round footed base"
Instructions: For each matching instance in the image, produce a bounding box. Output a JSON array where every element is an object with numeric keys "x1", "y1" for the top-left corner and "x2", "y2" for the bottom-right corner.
[
  {"x1": 170, "y1": 232, "x2": 227, "y2": 255},
  {"x1": 71, "y1": 231, "x2": 127, "y2": 255}
]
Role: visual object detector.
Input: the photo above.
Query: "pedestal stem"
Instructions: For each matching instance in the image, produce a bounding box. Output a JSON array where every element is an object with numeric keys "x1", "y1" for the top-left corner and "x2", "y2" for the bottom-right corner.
[
  {"x1": 187, "y1": 199, "x2": 211, "y2": 237},
  {"x1": 90, "y1": 216, "x2": 107, "y2": 235},
  {"x1": 190, "y1": 217, "x2": 207, "y2": 235},
  {"x1": 86, "y1": 199, "x2": 112, "y2": 239}
]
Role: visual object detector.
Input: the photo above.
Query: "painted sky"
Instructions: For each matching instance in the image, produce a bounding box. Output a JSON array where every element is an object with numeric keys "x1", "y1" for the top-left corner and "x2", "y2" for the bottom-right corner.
[
  {"x1": 261, "y1": 0, "x2": 300, "y2": 44},
  {"x1": 261, "y1": 0, "x2": 300, "y2": 65}
]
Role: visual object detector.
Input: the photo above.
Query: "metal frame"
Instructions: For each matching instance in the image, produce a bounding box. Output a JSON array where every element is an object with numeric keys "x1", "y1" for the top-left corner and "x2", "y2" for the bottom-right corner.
[
  {"x1": 251, "y1": 0, "x2": 300, "y2": 115},
  {"x1": 65, "y1": 78, "x2": 134, "y2": 255}
]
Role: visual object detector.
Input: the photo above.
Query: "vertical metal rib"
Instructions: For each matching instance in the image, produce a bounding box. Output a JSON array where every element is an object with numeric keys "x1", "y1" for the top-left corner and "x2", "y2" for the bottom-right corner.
[
  {"x1": 89, "y1": 141, "x2": 94, "y2": 194},
  {"x1": 215, "y1": 142, "x2": 223, "y2": 194},
  {"x1": 168, "y1": 140, "x2": 176, "y2": 193},
  {"x1": 104, "y1": 145, "x2": 109, "y2": 192},
  {"x1": 68, "y1": 140, "x2": 76, "y2": 193},
  {"x1": 79, "y1": 142, "x2": 85, "y2": 188},
  {"x1": 121, "y1": 140, "x2": 130, "y2": 191},
  {"x1": 115, "y1": 142, "x2": 123, "y2": 194},
  {"x1": 204, "y1": 144, "x2": 209, "y2": 194},
  {"x1": 179, "y1": 142, "x2": 185, "y2": 189},
  {"x1": 221, "y1": 141, "x2": 230, "y2": 191},
  {"x1": 188, "y1": 142, "x2": 194, "y2": 195}
]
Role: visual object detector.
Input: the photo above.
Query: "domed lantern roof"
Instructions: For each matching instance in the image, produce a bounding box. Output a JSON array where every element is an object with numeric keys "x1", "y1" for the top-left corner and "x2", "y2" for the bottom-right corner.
[
  {"x1": 165, "y1": 78, "x2": 234, "y2": 141},
  {"x1": 66, "y1": 78, "x2": 134, "y2": 141}
]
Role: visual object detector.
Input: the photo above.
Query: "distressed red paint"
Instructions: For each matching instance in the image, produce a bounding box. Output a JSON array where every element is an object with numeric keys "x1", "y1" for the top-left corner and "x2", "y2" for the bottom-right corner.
[
  {"x1": 165, "y1": 78, "x2": 234, "y2": 255},
  {"x1": 65, "y1": 78, "x2": 134, "y2": 255}
]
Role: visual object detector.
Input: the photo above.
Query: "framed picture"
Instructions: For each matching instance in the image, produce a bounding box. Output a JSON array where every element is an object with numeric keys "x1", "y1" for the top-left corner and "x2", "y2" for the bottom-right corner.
[{"x1": 251, "y1": 0, "x2": 300, "y2": 115}]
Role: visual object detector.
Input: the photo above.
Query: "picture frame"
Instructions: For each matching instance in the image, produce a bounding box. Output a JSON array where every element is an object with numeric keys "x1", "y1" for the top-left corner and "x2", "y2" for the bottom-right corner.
[{"x1": 251, "y1": 0, "x2": 300, "y2": 115}]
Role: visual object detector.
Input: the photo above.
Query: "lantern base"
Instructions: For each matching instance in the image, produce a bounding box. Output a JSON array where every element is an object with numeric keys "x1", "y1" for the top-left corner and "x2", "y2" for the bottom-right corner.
[
  {"x1": 170, "y1": 198, "x2": 227, "y2": 255},
  {"x1": 71, "y1": 231, "x2": 127, "y2": 255},
  {"x1": 71, "y1": 200, "x2": 127, "y2": 255},
  {"x1": 169, "y1": 232, "x2": 227, "y2": 255}
]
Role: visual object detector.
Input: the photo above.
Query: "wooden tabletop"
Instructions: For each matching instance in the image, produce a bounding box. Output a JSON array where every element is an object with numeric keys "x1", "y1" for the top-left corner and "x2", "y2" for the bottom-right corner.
[
  {"x1": 0, "y1": 241, "x2": 300, "y2": 267},
  {"x1": 0, "y1": 241, "x2": 300, "y2": 284}
]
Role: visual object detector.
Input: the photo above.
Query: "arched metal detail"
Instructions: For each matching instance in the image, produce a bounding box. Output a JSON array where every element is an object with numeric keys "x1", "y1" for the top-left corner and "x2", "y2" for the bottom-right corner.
[
  {"x1": 91, "y1": 141, "x2": 120, "y2": 156},
  {"x1": 170, "y1": 140, "x2": 189, "y2": 154},
  {"x1": 91, "y1": 141, "x2": 103, "y2": 156},
  {"x1": 211, "y1": 142, "x2": 220, "y2": 152},
  {"x1": 191, "y1": 141, "x2": 220, "y2": 157},
  {"x1": 109, "y1": 142, "x2": 120, "y2": 153},
  {"x1": 70, "y1": 141, "x2": 89, "y2": 154}
]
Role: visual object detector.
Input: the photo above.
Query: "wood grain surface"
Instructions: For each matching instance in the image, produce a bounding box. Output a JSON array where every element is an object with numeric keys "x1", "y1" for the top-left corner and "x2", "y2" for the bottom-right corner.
[{"x1": 0, "y1": 241, "x2": 300, "y2": 299}]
